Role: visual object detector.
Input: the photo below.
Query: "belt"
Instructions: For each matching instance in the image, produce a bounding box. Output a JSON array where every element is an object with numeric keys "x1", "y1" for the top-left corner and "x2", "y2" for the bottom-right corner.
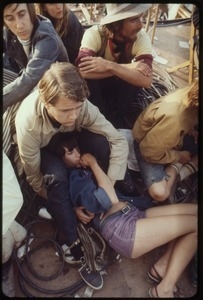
[{"x1": 99, "y1": 203, "x2": 133, "y2": 232}]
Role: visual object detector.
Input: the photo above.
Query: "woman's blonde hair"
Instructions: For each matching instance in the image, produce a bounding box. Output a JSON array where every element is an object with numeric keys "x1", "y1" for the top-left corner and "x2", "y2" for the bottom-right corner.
[
  {"x1": 35, "y1": 3, "x2": 70, "y2": 38},
  {"x1": 188, "y1": 79, "x2": 199, "y2": 110},
  {"x1": 38, "y1": 62, "x2": 89, "y2": 105}
]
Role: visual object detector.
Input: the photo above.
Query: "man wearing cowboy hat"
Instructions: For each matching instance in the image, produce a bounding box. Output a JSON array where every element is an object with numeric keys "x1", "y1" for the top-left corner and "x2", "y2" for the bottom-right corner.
[{"x1": 76, "y1": 3, "x2": 153, "y2": 129}]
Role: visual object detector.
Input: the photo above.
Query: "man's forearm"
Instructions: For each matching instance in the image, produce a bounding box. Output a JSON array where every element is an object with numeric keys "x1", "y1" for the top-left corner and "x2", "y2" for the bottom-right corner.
[{"x1": 109, "y1": 61, "x2": 152, "y2": 87}]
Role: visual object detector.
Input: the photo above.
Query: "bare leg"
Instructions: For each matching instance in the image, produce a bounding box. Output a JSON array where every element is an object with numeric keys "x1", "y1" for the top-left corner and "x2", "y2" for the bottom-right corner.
[
  {"x1": 132, "y1": 214, "x2": 197, "y2": 258},
  {"x1": 153, "y1": 232, "x2": 197, "y2": 297},
  {"x1": 131, "y1": 203, "x2": 197, "y2": 297},
  {"x1": 146, "y1": 203, "x2": 197, "y2": 218},
  {"x1": 131, "y1": 204, "x2": 197, "y2": 257},
  {"x1": 149, "y1": 240, "x2": 176, "y2": 280}
]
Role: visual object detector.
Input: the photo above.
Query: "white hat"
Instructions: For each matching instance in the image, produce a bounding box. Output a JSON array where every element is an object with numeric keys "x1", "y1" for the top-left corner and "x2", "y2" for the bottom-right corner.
[{"x1": 100, "y1": 3, "x2": 151, "y2": 25}]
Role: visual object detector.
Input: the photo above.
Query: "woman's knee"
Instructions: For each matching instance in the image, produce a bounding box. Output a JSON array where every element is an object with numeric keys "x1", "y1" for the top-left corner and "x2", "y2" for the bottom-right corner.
[{"x1": 148, "y1": 182, "x2": 169, "y2": 202}]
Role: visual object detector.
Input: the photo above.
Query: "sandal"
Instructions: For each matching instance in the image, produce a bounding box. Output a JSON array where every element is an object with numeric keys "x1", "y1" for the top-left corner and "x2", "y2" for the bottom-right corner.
[
  {"x1": 149, "y1": 286, "x2": 159, "y2": 298},
  {"x1": 149, "y1": 286, "x2": 184, "y2": 298},
  {"x1": 148, "y1": 266, "x2": 180, "y2": 294},
  {"x1": 148, "y1": 265, "x2": 162, "y2": 283}
]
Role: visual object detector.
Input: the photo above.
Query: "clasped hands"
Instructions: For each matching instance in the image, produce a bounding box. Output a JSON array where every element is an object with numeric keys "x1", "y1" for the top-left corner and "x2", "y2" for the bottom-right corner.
[{"x1": 78, "y1": 56, "x2": 152, "y2": 77}]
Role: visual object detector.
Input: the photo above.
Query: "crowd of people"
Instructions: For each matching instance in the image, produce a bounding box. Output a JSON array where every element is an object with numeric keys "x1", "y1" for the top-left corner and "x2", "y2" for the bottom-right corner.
[{"x1": 3, "y1": 3, "x2": 199, "y2": 297}]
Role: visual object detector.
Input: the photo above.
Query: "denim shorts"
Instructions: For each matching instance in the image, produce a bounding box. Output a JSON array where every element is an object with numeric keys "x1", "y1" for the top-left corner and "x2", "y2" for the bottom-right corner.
[
  {"x1": 134, "y1": 140, "x2": 166, "y2": 190},
  {"x1": 100, "y1": 205, "x2": 146, "y2": 258}
]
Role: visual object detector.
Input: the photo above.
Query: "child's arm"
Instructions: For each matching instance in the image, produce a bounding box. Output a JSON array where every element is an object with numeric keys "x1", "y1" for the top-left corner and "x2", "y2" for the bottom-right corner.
[{"x1": 80, "y1": 153, "x2": 119, "y2": 205}]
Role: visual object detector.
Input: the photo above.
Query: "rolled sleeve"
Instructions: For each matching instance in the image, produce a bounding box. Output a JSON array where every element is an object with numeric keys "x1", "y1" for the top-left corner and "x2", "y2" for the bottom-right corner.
[
  {"x1": 69, "y1": 169, "x2": 112, "y2": 214},
  {"x1": 94, "y1": 187, "x2": 112, "y2": 211}
]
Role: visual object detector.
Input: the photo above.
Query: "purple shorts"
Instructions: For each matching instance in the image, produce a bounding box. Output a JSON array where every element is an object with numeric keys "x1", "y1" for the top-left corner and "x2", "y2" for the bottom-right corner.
[{"x1": 100, "y1": 205, "x2": 146, "y2": 258}]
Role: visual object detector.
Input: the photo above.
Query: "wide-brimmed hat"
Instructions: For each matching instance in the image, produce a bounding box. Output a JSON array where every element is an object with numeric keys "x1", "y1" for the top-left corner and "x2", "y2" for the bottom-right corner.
[{"x1": 100, "y1": 3, "x2": 151, "y2": 25}]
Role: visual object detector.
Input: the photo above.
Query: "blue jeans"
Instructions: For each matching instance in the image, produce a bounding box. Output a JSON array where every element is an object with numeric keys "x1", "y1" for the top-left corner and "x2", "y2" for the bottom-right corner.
[
  {"x1": 86, "y1": 77, "x2": 141, "y2": 128},
  {"x1": 134, "y1": 133, "x2": 198, "y2": 190},
  {"x1": 40, "y1": 129, "x2": 110, "y2": 245}
]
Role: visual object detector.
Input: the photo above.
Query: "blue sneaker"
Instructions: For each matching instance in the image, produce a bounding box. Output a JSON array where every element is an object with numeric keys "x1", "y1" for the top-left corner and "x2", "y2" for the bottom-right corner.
[{"x1": 78, "y1": 265, "x2": 103, "y2": 290}]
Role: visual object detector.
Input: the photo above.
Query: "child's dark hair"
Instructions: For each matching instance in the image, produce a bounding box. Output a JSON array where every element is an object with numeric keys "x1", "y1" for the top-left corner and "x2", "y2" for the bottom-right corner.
[{"x1": 48, "y1": 131, "x2": 79, "y2": 159}]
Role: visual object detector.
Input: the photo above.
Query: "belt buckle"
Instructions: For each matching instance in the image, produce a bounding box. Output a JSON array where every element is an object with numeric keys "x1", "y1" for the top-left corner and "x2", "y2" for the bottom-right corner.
[{"x1": 121, "y1": 204, "x2": 131, "y2": 214}]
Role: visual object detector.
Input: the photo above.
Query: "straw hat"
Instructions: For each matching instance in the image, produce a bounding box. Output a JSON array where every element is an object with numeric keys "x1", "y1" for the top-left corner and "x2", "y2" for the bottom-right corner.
[{"x1": 100, "y1": 4, "x2": 151, "y2": 25}]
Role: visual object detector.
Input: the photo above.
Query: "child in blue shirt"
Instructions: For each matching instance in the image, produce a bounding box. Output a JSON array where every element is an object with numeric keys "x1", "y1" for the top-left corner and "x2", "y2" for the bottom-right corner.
[{"x1": 47, "y1": 131, "x2": 118, "y2": 214}]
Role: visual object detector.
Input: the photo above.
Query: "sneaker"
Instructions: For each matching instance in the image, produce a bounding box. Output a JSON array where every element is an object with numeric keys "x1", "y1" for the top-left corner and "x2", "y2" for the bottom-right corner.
[
  {"x1": 62, "y1": 244, "x2": 82, "y2": 268},
  {"x1": 78, "y1": 265, "x2": 103, "y2": 290}
]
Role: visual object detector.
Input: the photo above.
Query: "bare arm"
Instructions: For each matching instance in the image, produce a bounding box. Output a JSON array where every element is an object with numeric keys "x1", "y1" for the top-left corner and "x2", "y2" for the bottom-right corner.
[
  {"x1": 78, "y1": 56, "x2": 152, "y2": 87},
  {"x1": 80, "y1": 153, "x2": 119, "y2": 205}
]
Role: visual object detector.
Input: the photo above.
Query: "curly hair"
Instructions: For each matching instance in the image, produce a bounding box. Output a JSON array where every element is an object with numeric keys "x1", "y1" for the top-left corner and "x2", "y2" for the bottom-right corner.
[
  {"x1": 99, "y1": 19, "x2": 124, "y2": 39},
  {"x1": 188, "y1": 79, "x2": 199, "y2": 111}
]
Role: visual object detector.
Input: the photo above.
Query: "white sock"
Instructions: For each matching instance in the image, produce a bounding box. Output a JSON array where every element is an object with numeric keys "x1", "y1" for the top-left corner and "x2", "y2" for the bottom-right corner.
[
  {"x1": 171, "y1": 162, "x2": 183, "y2": 174},
  {"x1": 179, "y1": 161, "x2": 198, "y2": 181}
]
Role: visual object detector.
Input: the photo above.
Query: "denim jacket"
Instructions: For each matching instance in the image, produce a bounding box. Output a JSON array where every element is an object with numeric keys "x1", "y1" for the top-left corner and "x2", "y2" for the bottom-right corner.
[
  {"x1": 68, "y1": 167, "x2": 112, "y2": 214},
  {"x1": 3, "y1": 15, "x2": 69, "y2": 110}
]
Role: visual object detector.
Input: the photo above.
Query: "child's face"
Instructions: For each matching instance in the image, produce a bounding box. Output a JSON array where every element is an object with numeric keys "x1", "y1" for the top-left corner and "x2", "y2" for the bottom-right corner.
[{"x1": 62, "y1": 146, "x2": 81, "y2": 168}]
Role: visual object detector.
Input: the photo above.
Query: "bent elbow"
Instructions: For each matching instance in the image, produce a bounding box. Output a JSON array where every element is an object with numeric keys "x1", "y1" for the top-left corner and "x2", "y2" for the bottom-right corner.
[
  {"x1": 143, "y1": 77, "x2": 152, "y2": 88},
  {"x1": 135, "y1": 77, "x2": 152, "y2": 88},
  {"x1": 145, "y1": 81, "x2": 152, "y2": 88}
]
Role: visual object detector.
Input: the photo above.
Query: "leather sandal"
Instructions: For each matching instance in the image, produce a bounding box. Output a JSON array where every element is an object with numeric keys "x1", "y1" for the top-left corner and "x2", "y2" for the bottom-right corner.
[
  {"x1": 148, "y1": 265, "x2": 162, "y2": 283},
  {"x1": 149, "y1": 286, "x2": 159, "y2": 298},
  {"x1": 148, "y1": 265, "x2": 180, "y2": 294},
  {"x1": 149, "y1": 286, "x2": 183, "y2": 298}
]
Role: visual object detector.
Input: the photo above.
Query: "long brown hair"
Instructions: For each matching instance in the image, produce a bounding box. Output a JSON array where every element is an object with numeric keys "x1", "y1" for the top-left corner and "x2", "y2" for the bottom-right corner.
[{"x1": 35, "y1": 3, "x2": 70, "y2": 38}]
